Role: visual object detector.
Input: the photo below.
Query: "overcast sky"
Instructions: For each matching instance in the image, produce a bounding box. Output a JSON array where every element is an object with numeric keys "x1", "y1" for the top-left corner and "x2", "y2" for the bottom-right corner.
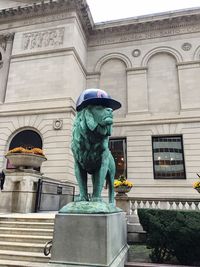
[{"x1": 87, "y1": 0, "x2": 200, "y2": 23}]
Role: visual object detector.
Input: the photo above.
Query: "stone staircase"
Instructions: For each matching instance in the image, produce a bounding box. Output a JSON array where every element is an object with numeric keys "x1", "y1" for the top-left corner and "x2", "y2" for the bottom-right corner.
[
  {"x1": 127, "y1": 214, "x2": 146, "y2": 244},
  {"x1": 0, "y1": 213, "x2": 55, "y2": 266},
  {"x1": 0, "y1": 212, "x2": 146, "y2": 266}
]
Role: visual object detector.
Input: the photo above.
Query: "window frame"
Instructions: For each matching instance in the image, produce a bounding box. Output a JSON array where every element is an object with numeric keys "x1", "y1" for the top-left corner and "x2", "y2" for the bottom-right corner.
[
  {"x1": 152, "y1": 135, "x2": 186, "y2": 180},
  {"x1": 109, "y1": 137, "x2": 127, "y2": 180}
]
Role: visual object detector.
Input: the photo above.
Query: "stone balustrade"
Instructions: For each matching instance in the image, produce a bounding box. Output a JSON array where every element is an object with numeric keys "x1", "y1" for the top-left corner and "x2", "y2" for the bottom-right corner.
[{"x1": 115, "y1": 196, "x2": 200, "y2": 215}]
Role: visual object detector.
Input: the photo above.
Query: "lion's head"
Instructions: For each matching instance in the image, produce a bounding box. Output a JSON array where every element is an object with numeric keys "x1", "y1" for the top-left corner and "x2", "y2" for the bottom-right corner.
[
  {"x1": 73, "y1": 105, "x2": 113, "y2": 138},
  {"x1": 83, "y1": 105, "x2": 113, "y2": 136}
]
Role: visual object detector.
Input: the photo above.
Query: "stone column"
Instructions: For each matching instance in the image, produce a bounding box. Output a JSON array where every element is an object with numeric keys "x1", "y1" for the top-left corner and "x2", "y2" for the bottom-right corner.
[{"x1": 0, "y1": 33, "x2": 14, "y2": 103}]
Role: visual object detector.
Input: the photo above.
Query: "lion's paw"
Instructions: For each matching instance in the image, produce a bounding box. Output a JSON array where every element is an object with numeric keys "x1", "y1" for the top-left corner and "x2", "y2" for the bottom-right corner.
[
  {"x1": 75, "y1": 195, "x2": 89, "y2": 202},
  {"x1": 91, "y1": 197, "x2": 103, "y2": 202}
]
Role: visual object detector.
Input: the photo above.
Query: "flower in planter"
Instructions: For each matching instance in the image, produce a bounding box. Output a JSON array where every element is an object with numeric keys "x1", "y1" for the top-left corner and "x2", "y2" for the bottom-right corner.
[
  {"x1": 5, "y1": 146, "x2": 47, "y2": 169},
  {"x1": 193, "y1": 173, "x2": 200, "y2": 192},
  {"x1": 6, "y1": 146, "x2": 46, "y2": 158},
  {"x1": 114, "y1": 175, "x2": 133, "y2": 188}
]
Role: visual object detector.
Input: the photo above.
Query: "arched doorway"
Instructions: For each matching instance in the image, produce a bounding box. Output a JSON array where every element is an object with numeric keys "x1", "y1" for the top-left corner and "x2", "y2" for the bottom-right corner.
[{"x1": 7, "y1": 129, "x2": 43, "y2": 169}]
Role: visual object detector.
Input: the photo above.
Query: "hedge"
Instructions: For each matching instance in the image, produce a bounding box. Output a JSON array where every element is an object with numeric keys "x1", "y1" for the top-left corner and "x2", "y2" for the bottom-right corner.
[{"x1": 137, "y1": 208, "x2": 200, "y2": 266}]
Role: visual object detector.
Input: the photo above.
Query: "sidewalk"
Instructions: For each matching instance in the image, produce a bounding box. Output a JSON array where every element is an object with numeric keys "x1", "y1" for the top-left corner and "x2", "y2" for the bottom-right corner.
[{"x1": 125, "y1": 262, "x2": 193, "y2": 267}]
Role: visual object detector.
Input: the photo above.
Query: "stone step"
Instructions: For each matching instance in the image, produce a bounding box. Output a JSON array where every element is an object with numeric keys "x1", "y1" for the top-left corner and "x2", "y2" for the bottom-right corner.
[
  {"x1": 0, "y1": 241, "x2": 46, "y2": 253},
  {"x1": 127, "y1": 223, "x2": 145, "y2": 233},
  {"x1": 127, "y1": 232, "x2": 147, "y2": 244},
  {"x1": 127, "y1": 215, "x2": 140, "y2": 224},
  {"x1": 0, "y1": 227, "x2": 53, "y2": 236},
  {"x1": 0, "y1": 234, "x2": 51, "y2": 243},
  {"x1": 0, "y1": 221, "x2": 54, "y2": 229},
  {"x1": 0, "y1": 250, "x2": 50, "y2": 263},
  {"x1": 0, "y1": 259, "x2": 49, "y2": 267},
  {"x1": 0, "y1": 214, "x2": 55, "y2": 223}
]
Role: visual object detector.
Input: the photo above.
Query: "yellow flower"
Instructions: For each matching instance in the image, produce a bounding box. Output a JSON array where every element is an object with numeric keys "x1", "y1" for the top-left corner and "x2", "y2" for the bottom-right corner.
[
  {"x1": 6, "y1": 147, "x2": 46, "y2": 157},
  {"x1": 193, "y1": 181, "x2": 200, "y2": 189},
  {"x1": 114, "y1": 180, "x2": 122, "y2": 188},
  {"x1": 114, "y1": 177, "x2": 133, "y2": 188}
]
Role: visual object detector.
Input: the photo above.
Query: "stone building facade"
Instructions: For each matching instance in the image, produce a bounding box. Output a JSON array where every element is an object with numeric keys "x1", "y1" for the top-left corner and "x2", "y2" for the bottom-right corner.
[{"x1": 0, "y1": 0, "x2": 200, "y2": 203}]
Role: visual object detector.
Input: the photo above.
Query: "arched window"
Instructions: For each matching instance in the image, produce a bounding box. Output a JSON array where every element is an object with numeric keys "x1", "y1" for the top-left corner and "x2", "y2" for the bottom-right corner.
[
  {"x1": 9, "y1": 130, "x2": 42, "y2": 150},
  {"x1": 7, "y1": 129, "x2": 42, "y2": 169}
]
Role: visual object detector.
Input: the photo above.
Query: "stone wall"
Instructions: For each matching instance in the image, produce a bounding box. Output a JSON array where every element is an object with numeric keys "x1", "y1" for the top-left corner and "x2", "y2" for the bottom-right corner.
[
  {"x1": 0, "y1": 99, "x2": 75, "y2": 181},
  {"x1": 113, "y1": 121, "x2": 200, "y2": 198},
  {"x1": 87, "y1": 30, "x2": 200, "y2": 117}
]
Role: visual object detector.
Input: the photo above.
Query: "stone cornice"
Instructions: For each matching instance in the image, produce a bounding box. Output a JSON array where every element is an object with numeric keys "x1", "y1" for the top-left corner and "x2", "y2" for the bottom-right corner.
[
  {"x1": 0, "y1": 0, "x2": 94, "y2": 37},
  {"x1": 1, "y1": 1, "x2": 200, "y2": 45},
  {"x1": 89, "y1": 8, "x2": 200, "y2": 46}
]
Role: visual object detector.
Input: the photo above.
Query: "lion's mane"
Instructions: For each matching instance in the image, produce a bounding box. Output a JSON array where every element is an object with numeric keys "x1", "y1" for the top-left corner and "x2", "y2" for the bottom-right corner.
[{"x1": 71, "y1": 107, "x2": 112, "y2": 174}]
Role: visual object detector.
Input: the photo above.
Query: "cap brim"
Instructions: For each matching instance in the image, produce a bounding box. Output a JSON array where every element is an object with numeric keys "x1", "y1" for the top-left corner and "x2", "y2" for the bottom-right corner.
[{"x1": 76, "y1": 98, "x2": 121, "y2": 111}]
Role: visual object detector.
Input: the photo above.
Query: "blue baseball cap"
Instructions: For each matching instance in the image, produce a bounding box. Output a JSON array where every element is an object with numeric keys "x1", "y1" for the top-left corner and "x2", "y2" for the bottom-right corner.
[{"x1": 76, "y1": 88, "x2": 121, "y2": 111}]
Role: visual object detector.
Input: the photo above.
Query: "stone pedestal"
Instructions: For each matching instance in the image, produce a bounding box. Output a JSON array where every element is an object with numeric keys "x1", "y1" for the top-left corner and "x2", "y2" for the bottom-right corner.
[
  {"x1": 0, "y1": 171, "x2": 41, "y2": 213},
  {"x1": 115, "y1": 195, "x2": 130, "y2": 214},
  {"x1": 50, "y1": 212, "x2": 128, "y2": 267}
]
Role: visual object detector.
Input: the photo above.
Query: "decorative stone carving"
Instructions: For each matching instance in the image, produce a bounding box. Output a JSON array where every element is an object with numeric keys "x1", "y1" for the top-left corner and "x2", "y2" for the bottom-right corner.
[
  {"x1": 0, "y1": 1, "x2": 92, "y2": 36},
  {"x1": 89, "y1": 15, "x2": 200, "y2": 46},
  {"x1": 53, "y1": 119, "x2": 63, "y2": 130},
  {"x1": 0, "y1": 33, "x2": 14, "y2": 51},
  {"x1": 181, "y1": 42, "x2": 192, "y2": 51},
  {"x1": 132, "y1": 49, "x2": 141, "y2": 57},
  {"x1": 22, "y1": 28, "x2": 65, "y2": 50}
]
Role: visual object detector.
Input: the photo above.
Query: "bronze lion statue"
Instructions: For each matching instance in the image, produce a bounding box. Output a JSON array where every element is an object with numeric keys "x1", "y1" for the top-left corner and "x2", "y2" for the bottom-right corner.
[{"x1": 71, "y1": 89, "x2": 121, "y2": 204}]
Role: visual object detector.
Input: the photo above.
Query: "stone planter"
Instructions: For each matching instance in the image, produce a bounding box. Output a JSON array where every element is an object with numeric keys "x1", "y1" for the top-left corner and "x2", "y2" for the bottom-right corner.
[
  {"x1": 114, "y1": 186, "x2": 132, "y2": 196},
  {"x1": 5, "y1": 153, "x2": 47, "y2": 169}
]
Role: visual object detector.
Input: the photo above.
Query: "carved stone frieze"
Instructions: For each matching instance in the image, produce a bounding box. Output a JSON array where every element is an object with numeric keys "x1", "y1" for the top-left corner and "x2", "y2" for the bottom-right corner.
[
  {"x1": 89, "y1": 16, "x2": 200, "y2": 46},
  {"x1": 22, "y1": 28, "x2": 65, "y2": 50},
  {"x1": 1, "y1": 0, "x2": 200, "y2": 48}
]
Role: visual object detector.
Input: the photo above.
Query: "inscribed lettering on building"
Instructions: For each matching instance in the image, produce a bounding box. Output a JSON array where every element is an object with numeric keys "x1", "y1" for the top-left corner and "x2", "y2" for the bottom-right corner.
[{"x1": 22, "y1": 28, "x2": 65, "y2": 50}]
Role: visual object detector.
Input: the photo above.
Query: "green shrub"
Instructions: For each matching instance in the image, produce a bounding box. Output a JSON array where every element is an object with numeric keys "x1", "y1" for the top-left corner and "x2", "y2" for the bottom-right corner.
[{"x1": 138, "y1": 209, "x2": 200, "y2": 266}]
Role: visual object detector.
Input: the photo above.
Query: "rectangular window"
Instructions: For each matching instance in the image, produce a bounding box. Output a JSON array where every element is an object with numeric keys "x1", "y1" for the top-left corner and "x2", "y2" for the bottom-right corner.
[
  {"x1": 109, "y1": 138, "x2": 127, "y2": 179},
  {"x1": 152, "y1": 135, "x2": 186, "y2": 179}
]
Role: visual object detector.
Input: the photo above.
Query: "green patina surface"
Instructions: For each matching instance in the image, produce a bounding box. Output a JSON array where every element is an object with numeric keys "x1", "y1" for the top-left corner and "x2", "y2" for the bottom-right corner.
[
  {"x1": 59, "y1": 201, "x2": 122, "y2": 214},
  {"x1": 71, "y1": 105, "x2": 115, "y2": 204},
  {"x1": 60, "y1": 88, "x2": 121, "y2": 214}
]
